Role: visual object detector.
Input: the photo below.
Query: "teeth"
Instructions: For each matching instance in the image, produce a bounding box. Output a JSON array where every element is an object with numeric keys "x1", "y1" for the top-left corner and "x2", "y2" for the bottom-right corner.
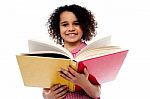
[{"x1": 69, "y1": 34, "x2": 75, "y2": 36}]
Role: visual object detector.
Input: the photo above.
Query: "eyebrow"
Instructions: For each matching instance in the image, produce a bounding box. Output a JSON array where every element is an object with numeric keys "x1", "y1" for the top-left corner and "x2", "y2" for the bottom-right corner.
[
  {"x1": 60, "y1": 21, "x2": 79, "y2": 24},
  {"x1": 60, "y1": 21, "x2": 67, "y2": 24}
]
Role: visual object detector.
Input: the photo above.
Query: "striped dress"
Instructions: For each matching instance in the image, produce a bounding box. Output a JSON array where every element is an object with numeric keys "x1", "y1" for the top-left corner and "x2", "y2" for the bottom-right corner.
[{"x1": 65, "y1": 42, "x2": 100, "y2": 99}]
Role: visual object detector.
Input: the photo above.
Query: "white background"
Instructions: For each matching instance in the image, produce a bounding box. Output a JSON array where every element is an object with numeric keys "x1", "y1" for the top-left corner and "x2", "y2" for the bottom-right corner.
[{"x1": 0, "y1": 0, "x2": 150, "y2": 99}]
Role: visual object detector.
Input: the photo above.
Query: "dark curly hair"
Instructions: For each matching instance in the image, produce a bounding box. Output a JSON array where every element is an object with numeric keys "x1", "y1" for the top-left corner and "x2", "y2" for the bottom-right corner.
[{"x1": 47, "y1": 4, "x2": 97, "y2": 44}]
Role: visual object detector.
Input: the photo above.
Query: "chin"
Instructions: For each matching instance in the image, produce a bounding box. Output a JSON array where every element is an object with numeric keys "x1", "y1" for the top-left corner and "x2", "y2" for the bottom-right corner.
[{"x1": 66, "y1": 39, "x2": 81, "y2": 43}]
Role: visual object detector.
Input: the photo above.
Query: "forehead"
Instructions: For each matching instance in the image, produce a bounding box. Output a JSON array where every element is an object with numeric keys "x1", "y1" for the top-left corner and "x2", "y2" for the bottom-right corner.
[{"x1": 60, "y1": 11, "x2": 78, "y2": 22}]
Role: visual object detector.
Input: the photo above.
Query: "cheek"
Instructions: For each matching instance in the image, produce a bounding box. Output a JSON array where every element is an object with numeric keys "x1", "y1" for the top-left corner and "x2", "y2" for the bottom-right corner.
[
  {"x1": 80, "y1": 33, "x2": 83, "y2": 39},
  {"x1": 78, "y1": 29, "x2": 83, "y2": 37},
  {"x1": 60, "y1": 27, "x2": 66, "y2": 33},
  {"x1": 77, "y1": 26, "x2": 83, "y2": 33},
  {"x1": 60, "y1": 30, "x2": 66, "y2": 40},
  {"x1": 59, "y1": 30, "x2": 64, "y2": 37}
]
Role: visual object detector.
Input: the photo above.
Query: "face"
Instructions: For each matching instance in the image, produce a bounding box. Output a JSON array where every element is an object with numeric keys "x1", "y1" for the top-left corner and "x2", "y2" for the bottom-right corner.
[{"x1": 59, "y1": 11, "x2": 83, "y2": 44}]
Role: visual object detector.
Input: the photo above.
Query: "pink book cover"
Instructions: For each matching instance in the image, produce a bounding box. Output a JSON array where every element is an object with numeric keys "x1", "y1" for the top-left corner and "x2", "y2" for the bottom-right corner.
[{"x1": 75, "y1": 50, "x2": 128, "y2": 91}]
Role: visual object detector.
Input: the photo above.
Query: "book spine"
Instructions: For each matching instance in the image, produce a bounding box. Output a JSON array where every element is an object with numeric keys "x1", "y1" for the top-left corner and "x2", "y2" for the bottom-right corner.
[{"x1": 70, "y1": 60, "x2": 77, "y2": 70}]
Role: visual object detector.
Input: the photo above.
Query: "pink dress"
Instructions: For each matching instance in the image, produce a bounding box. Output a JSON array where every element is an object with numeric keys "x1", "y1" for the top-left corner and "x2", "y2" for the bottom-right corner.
[{"x1": 65, "y1": 42, "x2": 100, "y2": 99}]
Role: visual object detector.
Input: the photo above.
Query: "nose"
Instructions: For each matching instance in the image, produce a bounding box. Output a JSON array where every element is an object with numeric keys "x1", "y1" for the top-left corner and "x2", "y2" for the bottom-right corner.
[{"x1": 68, "y1": 25, "x2": 75, "y2": 31}]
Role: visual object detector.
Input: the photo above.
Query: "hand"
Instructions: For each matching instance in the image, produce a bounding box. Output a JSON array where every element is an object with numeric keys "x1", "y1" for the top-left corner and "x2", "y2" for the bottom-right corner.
[
  {"x1": 59, "y1": 66, "x2": 89, "y2": 87},
  {"x1": 43, "y1": 84, "x2": 68, "y2": 99}
]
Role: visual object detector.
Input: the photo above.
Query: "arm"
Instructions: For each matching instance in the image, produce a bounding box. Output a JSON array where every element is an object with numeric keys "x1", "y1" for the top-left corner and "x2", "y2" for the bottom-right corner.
[
  {"x1": 81, "y1": 77, "x2": 101, "y2": 99},
  {"x1": 60, "y1": 66, "x2": 101, "y2": 98}
]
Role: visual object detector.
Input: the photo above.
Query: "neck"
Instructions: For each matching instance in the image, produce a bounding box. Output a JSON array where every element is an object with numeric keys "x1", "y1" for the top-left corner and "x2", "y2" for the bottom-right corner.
[{"x1": 63, "y1": 41, "x2": 82, "y2": 52}]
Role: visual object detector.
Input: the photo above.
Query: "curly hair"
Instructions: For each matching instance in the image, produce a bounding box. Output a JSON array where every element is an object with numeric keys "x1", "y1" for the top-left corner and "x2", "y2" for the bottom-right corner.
[{"x1": 47, "y1": 4, "x2": 97, "y2": 44}]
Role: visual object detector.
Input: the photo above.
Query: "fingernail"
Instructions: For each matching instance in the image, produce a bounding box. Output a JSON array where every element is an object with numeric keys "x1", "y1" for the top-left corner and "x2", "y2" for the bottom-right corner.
[
  {"x1": 57, "y1": 83, "x2": 61, "y2": 86},
  {"x1": 58, "y1": 68, "x2": 61, "y2": 71}
]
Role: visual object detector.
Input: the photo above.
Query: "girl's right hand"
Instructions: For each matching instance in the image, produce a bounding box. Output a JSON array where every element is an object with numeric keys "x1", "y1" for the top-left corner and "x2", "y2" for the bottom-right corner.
[{"x1": 43, "y1": 84, "x2": 68, "y2": 99}]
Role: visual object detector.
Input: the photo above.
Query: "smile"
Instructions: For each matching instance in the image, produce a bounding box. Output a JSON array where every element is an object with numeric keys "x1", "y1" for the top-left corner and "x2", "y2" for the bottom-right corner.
[{"x1": 66, "y1": 33, "x2": 77, "y2": 37}]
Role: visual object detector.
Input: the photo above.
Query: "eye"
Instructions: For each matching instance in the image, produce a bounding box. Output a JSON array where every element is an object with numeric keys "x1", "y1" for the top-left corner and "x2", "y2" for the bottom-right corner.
[
  {"x1": 74, "y1": 22, "x2": 80, "y2": 26},
  {"x1": 61, "y1": 23, "x2": 68, "y2": 27}
]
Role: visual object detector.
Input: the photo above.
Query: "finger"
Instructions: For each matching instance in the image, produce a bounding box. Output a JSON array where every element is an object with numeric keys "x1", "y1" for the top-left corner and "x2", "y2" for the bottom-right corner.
[
  {"x1": 84, "y1": 68, "x2": 89, "y2": 78},
  {"x1": 68, "y1": 66, "x2": 79, "y2": 77},
  {"x1": 58, "y1": 93, "x2": 67, "y2": 99},
  {"x1": 43, "y1": 88, "x2": 51, "y2": 95},
  {"x1": 43, "y1": 89, "x2": 51, "y2": 98},
  {"x1": 43, "y1": 88, "x2": 50, "y2": 92},
  {"x1": 50, "y1": 84, "x2": 61, "y2": 91},
  {"x1": 55, "y1": 86, "x2": 68, "y2": 98},
  {"x1": 58, "y1": 95, "x2": 67, "y2": 99},
  {"x1": 52, "y1": 85, "x2": 67, "y2": 95},
  {"x1": 56, "y1": 85, "x2": 68, "y2": 94},
  {"x1": 60, "y1": 68, "x2": 75, "y2": 79},
  {"x1": 60, "y1": 72, "x2": 71, "y2": 81}
]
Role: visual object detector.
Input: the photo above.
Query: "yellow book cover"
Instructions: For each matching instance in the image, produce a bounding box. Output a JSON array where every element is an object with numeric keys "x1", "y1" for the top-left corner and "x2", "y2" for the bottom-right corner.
[{"x1": 16, "y1": 55, "x2": 77, "y2": 92}]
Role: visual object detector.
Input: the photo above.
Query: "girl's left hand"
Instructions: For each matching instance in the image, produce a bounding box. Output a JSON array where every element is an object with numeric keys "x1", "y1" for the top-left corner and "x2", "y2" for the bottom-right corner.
[{"x1": 59, "y1": 66, "x2": 89, "y2": 87}]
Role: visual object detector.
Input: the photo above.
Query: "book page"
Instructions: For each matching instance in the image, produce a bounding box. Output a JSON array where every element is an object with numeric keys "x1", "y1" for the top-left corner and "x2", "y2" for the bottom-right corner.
[
  {"x1": 77, "y1": 36, "x2": 111, "y2": 55},
  {"x1": 75, "y1": 46, "x2": 123, "y2": 62},
  {"x1": 28, "y1": 40, "x2": 73, "y2": 59},
  {"x1": 23, "y1": 51, "x2": 71, "y2": 59}
]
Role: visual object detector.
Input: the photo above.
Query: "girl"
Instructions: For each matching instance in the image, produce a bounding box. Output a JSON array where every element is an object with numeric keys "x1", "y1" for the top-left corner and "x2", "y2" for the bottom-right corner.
[{"x1": 43, "y1": 4, "x2": 101, "y2": 99}]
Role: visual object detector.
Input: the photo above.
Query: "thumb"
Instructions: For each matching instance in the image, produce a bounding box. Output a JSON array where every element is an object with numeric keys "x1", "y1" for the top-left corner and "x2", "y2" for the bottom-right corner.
[{"x1": 84, "y1": 68, "x2": 89, "y2": 78}]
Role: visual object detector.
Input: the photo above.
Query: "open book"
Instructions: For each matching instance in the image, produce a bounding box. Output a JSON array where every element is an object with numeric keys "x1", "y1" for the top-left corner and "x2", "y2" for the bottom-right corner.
[{"x1": 16, "y1": 36, "x2": 128, "y2": 91}]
